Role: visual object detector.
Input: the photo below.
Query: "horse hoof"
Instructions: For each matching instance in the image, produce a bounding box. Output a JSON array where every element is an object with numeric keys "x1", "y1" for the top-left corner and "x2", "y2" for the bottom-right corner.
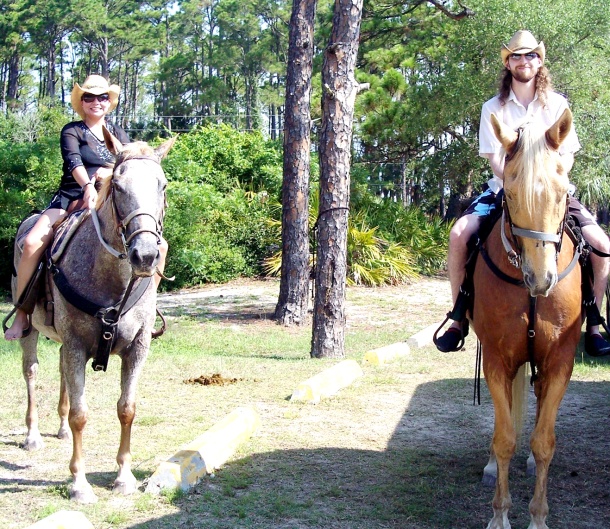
[
  {"x1": 113, "y1": 478, "x2": 138, "y2": 495},
  {"x1": 57, "y1": 427, "x2": 72, "y2": 441},
  {"x1": 22, "y1": 436, "x2": 44, "y2": 451},
  {"x1": 481, "y1": 473, "x2": 497, "y2": 487},
  {"x1": 69, "y1": 484, "x2": 98, "y2": 504}
]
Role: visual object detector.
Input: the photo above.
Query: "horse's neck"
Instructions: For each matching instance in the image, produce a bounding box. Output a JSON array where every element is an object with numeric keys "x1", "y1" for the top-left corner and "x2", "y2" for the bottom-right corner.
[{"x1": 61, "y1": 205, "x2": 132, "y2": 295}]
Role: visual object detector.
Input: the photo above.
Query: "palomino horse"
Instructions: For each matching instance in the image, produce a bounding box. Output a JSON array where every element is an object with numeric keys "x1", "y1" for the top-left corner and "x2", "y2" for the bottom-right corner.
[
  {"x1": 473, "y1": 108, "x2": 582, "y2": 529},
  {"x1": 12, "y1": 130, "x2": 176, "y2": 503}
]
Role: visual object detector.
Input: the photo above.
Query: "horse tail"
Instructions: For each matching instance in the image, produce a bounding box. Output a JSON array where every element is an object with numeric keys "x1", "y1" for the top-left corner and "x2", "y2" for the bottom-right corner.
[{"x1": 511, "y1": 363, "x2": 529, "y2": 447}]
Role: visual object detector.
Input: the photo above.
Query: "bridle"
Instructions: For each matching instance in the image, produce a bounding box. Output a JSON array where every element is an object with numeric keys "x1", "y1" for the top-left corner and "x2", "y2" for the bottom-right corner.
[
  {"x1": 500, "y1": 194, "x2": 573, "y2": 277},
  {"x1": 92, "y1": 154, "x2": 166, "y2": 262}
]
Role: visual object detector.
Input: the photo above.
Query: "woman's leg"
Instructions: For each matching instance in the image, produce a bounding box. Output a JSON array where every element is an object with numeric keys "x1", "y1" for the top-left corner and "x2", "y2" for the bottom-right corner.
[{"x1": 5, "y1": 208, "x2": 67, "y2": 340}]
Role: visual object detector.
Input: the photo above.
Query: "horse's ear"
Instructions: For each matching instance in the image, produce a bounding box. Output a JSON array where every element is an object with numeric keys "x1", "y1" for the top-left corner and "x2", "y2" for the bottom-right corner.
[
  {"x1": 491, "y1": 113, "x2": 518, "y2": 152},
  {"x1": 103, "y1": 126, "x2": 124, "y2": 156},
  {"x1": 154, "y1": 135, "x2": 178, "y2": 161},
  {"x1": 545, "y1": 108, "x2": 572, "y2": 150}
]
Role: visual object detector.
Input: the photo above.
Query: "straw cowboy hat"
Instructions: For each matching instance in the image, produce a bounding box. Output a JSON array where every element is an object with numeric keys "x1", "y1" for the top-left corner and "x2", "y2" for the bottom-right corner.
[
  {"x1": 501, "y1": 30, "x2": 545, "y2": 65},
  {"x1": 71, "y1": 75, "x2": 120, "y2": 120}
]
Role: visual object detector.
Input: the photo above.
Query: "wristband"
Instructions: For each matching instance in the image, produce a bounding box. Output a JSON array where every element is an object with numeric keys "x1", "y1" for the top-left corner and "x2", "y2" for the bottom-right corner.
[{"x1": 82, "y1": 181, "x2": 94, "y2": 192}]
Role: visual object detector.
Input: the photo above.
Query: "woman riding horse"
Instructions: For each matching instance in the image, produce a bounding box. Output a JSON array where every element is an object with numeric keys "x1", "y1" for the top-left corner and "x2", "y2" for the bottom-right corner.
[{"x1": 5, "y1": 75, "x2": 168, "y2": 340}]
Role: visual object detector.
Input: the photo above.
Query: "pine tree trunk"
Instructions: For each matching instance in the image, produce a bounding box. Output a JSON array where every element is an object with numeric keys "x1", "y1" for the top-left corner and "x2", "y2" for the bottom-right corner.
[
  {"x1": 311, "y1": 0, "x2": 363, "y2": 358},
  {"x1": 7, "y1": 46, "x2": 20, "y2": 110},
  {"x1": 274, "y1": 0, "x2": 317, "y2": 326}
]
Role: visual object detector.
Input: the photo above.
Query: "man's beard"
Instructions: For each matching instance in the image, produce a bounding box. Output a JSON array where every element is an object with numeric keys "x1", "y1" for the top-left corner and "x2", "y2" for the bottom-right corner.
[{"x1": 512, "y1": 69, "x2": 537, "y2": 83}]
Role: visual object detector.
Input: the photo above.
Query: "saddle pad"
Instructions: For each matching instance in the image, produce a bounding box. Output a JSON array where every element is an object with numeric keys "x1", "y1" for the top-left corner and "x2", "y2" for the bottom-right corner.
[{"x1": 50, "y1": 209, "x2": 90, "y2": 264}]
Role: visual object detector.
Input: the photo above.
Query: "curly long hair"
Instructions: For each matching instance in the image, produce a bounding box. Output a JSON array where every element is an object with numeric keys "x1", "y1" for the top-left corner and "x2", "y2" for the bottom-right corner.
[{"x1": 498, "y1": 64, "x2": 553, "y2": 107}]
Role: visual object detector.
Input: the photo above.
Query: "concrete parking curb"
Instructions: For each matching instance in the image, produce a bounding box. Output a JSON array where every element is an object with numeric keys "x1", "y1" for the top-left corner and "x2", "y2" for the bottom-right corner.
[
  {"x1": 407, "y1": 321, "x2": 442, "y2": 348},
  {"x1": 23, "y1": 510, "x2": 93, "y2": 529},
  {"x1": 363, "y1": 342, "x2": 411, "y2": 365},
  {"x1": 145, "y1": 406, "x2": 261, "y2": 494},
  {"x1": 290, "y1": 359, "x2": 364, "y2": 404}
]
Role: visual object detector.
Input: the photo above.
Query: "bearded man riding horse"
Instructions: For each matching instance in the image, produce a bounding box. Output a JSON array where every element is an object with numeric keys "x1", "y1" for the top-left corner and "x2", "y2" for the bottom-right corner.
[{"x1": 435, "y1": 30, "x2": 610, "y2": 357}]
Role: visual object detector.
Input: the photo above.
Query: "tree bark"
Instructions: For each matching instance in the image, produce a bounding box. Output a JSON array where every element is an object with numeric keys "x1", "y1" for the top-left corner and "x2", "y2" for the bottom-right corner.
[
  {"x1": 6, "y1": 46, "x2": 20, "y2": 110},
  {"x1": 311, "y1": 0, "x2": 363, "y2": 358},
  {"x1": 274, "y1": 0, "x2": 317, "y2": 326}
]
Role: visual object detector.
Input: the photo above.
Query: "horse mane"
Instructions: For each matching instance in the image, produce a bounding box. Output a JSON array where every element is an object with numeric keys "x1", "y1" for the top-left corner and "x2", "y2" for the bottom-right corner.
[
  {"x1": 96, "y1": 142, "x2": 159, "y2": 209},
  {"x1": 506, "y1": 121, "x2": 557, "y2": 217}
]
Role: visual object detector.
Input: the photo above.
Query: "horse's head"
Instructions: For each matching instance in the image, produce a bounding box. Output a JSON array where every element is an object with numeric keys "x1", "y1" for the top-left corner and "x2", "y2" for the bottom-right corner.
[
  {"x1": 491, "y1": 108, "x2": 572, "y2": 297},
  {"x1": 100, "y1": 128, "x2": 177, "y2": 277}
]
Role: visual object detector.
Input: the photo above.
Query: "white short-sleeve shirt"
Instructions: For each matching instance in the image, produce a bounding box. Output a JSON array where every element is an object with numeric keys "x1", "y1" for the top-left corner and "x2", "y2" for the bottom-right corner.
[{"x1": 478, "y1": 90, "x2": 580, "y2": 193}]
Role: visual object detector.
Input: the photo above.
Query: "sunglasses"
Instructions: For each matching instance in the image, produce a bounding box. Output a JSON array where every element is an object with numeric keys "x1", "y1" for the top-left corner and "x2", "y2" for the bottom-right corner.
[
  {"x1": 81, "y1": 93, "x2": 110, "y2": 103},
  {"x1": 509, "y1": 52, "x2": 539, "y2": 61}
]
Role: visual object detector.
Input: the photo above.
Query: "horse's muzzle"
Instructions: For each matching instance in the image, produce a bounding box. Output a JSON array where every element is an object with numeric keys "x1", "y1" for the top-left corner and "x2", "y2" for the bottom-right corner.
[
  {"x1": 128, "y1": 244, "x2": 160, "y2": 277},
  {"x1": 523, "y1": 268, "x2": 558, "y2": 297}
]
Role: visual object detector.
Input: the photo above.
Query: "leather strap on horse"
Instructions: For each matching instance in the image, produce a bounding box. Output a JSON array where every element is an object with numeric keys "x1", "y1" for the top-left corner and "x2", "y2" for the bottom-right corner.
[
  {"x1": 50, "y1": 263, "x2": 152, "y2": 319},
  {"x1": 527, "y1": 295, "x2": 538, "y2": 385},
  {"x1": 474, "y1": 340, "x2": 482, "y2": 405},
  {"x1": 91, "y1": 276, "x2": 139, "y2": 372}
]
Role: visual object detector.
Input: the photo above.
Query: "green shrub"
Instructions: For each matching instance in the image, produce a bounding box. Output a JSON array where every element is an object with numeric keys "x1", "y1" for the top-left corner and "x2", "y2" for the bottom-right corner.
[
  {"x1": 163, "y1": 182, "x2": 278, "y2": 288},
  {"x1": 163, "y1": 123, "x2": 283, "y2": 196}
]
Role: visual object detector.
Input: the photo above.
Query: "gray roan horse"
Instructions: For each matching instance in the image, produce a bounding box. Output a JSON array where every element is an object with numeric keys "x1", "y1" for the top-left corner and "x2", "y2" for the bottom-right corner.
[{"x1": 12, "y1": 129, "x2": 176, "y2": 503}]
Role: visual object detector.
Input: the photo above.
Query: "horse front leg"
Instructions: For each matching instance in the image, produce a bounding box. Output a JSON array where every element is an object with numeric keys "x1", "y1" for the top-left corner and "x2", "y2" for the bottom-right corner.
[
  {"x1": 485, "y1": 372, "x2": 516, "y2": 529},
  {"x1": 113, "y1": 346, "x2": 147, "y2": 495},
  {"x1": 62, "y1": 345, "x2": 97, "y2": 504},
  {"x1": 21, "y1": 330, "x2": 44, "y2": 451},
  {"x1": 57, "y1": 354, "x2": 71, "y2": 441},
  {"x1": 527, "y1": 374, "x2": 570, "y2": 529}
]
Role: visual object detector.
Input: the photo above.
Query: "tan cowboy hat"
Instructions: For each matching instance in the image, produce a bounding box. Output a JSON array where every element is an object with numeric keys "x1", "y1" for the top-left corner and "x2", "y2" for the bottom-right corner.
[
  {"x1": 501, "y1": 30, "x2": 545, "y2": 65},
  {"x1": 71, "y1": 74, "x2": 120, "y2": 120}
]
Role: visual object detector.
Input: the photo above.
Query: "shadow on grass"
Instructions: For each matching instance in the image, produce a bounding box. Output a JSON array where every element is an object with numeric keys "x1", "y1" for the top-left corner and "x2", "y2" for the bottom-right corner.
[{"x1": 124, "y1": 376, "x2": 610, "y2": 529}]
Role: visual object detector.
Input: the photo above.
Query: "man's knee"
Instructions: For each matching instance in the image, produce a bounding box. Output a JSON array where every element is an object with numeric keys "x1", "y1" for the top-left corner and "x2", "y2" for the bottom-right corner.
[{"x1": 449, "y1": 215, "x2": 481, "y2": 248}]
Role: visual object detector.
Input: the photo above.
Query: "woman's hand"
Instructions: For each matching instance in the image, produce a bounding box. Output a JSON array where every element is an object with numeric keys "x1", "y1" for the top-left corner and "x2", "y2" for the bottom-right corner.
[{"x1": 82, "y1": 181, "x2": 98, "y2": 210}]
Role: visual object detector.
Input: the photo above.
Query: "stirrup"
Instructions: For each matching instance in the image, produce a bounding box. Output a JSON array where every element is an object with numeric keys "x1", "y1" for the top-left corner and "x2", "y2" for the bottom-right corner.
[
  {"x1": 432, "y1": 285, "x2": 471, "y2": 350},
  {"x1": 584, "y1": 297, "x2": 610, "y2": 336},
  {"x1": 2, "y1": 306, "x2": 32, "y2": 339},
  {"x1": 433, "y1": 315, "x2": 469, "y2": 351}
]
